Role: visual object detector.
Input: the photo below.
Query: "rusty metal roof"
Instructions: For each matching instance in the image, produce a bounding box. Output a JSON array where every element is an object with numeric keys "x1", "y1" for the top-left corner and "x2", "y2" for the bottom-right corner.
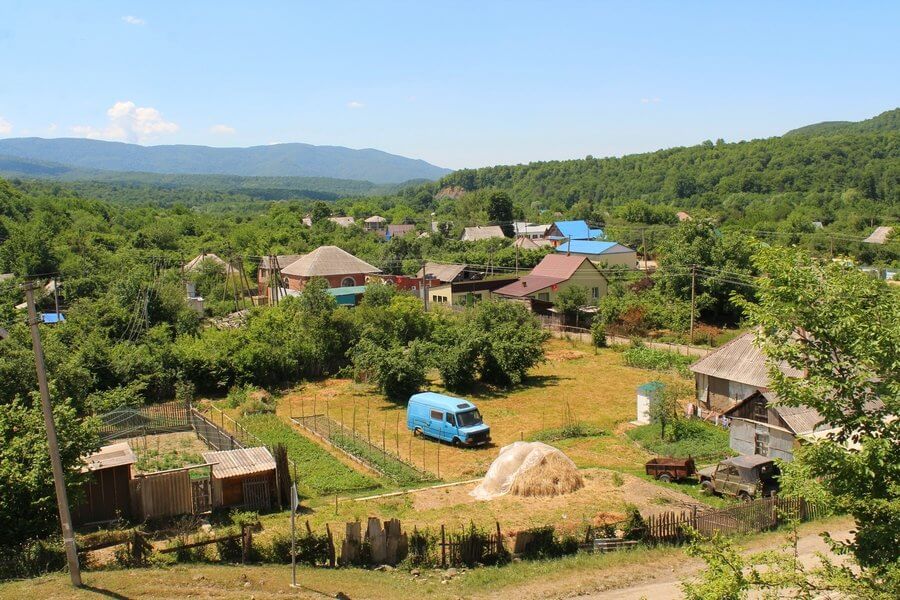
[
  {"x1": 82, "y1": 442, "x2": 136, "y2": 473},
  {"x1": 416, "y1": 262, "x2": 467, "y2": 282},
  {"x1": 530, "y1": 253, "x2": 592, "y2": 279},
  {"x1": 690, "y1": 332, "x2": 803, "y2": 388},
  {"x1": 202, "y1": 446, "x2": 276, "y2": 479},
  {"x1": 493, "y1": 275, "x2": 565, "y2": 298}
]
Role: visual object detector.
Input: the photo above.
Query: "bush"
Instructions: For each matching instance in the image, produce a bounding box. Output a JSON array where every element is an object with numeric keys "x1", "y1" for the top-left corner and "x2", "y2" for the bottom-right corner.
[
  {"x1": 622, "y1": 505, "x2": 647, "y2": 541},
  {"x1": 626, "y1": 420, "x2": 732, "y2": 461},
  {"x1": 622, "y1": 343, "x2": 693, "y2": 376},
  {"x1": 0, "y1": 537, "x2": 66, "y2": 581},
  {"x1": 530, "y1": 422, "x2": 606, "y2": 442},
  {"x1": 351, "y1": 339, "x2": 427, "y2": 400},
  {"x1": 406, "y1": 528, "x2": 437, "y2": 567},
  {"x1": 516, "y1": 526, "x2": 580, "y2": 559},
  {"x1": 216, "y1": 527, "x2": 243, "y2": 562}
]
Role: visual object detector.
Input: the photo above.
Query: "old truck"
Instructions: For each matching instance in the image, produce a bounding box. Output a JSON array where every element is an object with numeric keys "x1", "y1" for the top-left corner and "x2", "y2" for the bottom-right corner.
[
  {"x1": 645, "y1": 457, "x2": 696, "y2": 483},
  {"x1": 698, "y1": 455, "x2": 780, "y2": 501}
]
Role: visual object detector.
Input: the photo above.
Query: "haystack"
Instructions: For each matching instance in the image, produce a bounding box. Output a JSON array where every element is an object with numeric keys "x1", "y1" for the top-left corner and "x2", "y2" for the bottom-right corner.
[{"x1": 471, "y1": 442, "x2": 584, "y2": 500}]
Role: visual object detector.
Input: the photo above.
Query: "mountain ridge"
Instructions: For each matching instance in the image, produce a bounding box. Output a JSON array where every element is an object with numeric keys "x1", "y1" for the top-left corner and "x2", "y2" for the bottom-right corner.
[{"x1": 0, "y1": 137, "x2": 452, "y2": 184}]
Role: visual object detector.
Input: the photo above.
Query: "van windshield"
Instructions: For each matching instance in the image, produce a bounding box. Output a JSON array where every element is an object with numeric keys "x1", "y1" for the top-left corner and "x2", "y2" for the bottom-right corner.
[{"x1": 457, "y1": 409, "x2": 482, "y2": 427}]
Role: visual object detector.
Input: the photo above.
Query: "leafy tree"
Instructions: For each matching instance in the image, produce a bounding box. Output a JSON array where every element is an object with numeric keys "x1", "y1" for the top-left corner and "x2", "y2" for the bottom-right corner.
[
  {"x1": 470, "y1": 301, "x2": 547, "y2": 386},
  {"x1": 739, "y1": 248, "x2": 900, "y2": 573},
  {"x1": 555, "y1": 284, "x2": 591, "y2": 327},
  {"x1": 648, "y1": 384, "x2": 680, "y2": 441},
  {"x1": 350, "y1": 339, "x2": 426, "y2": 400},
  {"x1": 310, "y1": 201, "x2": 331, "y2": 224},
  {"x1": 487, "y1": 190, "x2": 514, "y2": 237}
]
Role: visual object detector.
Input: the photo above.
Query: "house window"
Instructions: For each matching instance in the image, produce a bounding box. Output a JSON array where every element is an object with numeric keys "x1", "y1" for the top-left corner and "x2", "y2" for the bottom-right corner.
[
  {"x1": 537, "y1": 292, "x2": 550, "y2": 302},
  {"x1": 591, "y1": 287, "x2": 599, "y2": 299},
  {"x1": 341, "y1": 277, "x2": 356, "y2": 287}
]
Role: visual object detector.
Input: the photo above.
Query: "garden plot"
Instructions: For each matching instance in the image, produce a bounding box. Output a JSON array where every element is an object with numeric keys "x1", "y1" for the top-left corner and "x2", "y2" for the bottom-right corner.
[
  {"x1": 275, "y1": 339, "x2": 689, "y2": 483},
  {"x1": 127, "y1": 431, "x2": 209, "y2": 473}
]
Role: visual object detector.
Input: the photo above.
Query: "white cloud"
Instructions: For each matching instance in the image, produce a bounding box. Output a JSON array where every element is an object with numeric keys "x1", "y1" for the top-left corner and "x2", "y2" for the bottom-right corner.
[
  {"x1": 122, "y1": 15, "x2": 146, "y2": 26},
  {"x1": 640, "y1": 97, "x2": 662, "y2": 104},
  {"x1": 346, "y1": 101, "x2": 365, "y2": 109},
  {"x1": 0, "y1": 117, "x2": 11, "y2": 135},
  {"x1": 72, "y1": 101, "x2": 179, "y2": 143},
  {"x1": 209, "y1": 124, "x2": 236, "y2": 135}
]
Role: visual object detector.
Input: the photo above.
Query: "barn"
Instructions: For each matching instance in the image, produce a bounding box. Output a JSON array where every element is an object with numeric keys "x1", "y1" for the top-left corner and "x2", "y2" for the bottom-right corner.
[
  {"x1": 202, "y1": 447, "x2": 277, "y2": 512},
  {"x1": 72, "y1": 442, "x2": 136, "y2": 525}
]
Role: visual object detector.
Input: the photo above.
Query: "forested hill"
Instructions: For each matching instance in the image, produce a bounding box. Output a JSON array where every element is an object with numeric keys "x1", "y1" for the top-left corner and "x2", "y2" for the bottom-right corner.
[
  {"x1": 434, "y1": 108, "x2": 900, "y2": 213},
  {"x1": 0, "y1": 137, "x2": 451, "y2": 184},
  {"x1": 784, "y1": 108, "x2": 900, "y2": 137}
]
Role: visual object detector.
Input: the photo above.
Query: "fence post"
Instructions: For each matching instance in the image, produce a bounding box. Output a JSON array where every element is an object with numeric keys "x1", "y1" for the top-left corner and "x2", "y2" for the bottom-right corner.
[
  {"x1": 241, "y1": 525, "x2": 252, "y2": 564},
  {"x1": 441, "y1": 524, "x2": 446, "y2": 568}
]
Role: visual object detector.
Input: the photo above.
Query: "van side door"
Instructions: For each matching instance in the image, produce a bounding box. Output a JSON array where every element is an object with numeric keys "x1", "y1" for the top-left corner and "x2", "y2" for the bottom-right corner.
[{"x1": 428, "y1": 409, "x2": 444, "y2": 439}]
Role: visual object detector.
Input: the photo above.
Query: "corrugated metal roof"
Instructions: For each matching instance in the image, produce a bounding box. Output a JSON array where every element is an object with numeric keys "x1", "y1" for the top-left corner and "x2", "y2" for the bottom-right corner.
[
  {"x1": 82, "y1": 442, "x2": 136, "y2": 472},
  {"x1": 416, "y1": 262, "x2": 467, "y2": 282},
  {"x1": 461, "y1": 226, "x2": 506, "y2": 241},
  {"x1": 774, "y1": 404, "x2": 826, "y2": 435},
  {"x1": 365, "y1": 215, "x2": 387, "y2": 223},
  {"x1": 202, "y1": 446, "x2": 276, "y2": 479},
  {"x1": 184, "y1": 253, "x2": 240, "y2": 274},
  {"x1": 281, "y1": 246, "x2": 380, "y2": 277},
  {"x1": 549, "y1": 220, "x2": 604, "y2": 241},
  {"x1": 689, "y1": 332, "x2": 803, "y2": 388},
  {"x1": 531, "y1": 254, "x2": 592, "y2": 279},
  {"x1": 328, "y1": 216, "x2": 356, "y2": 227},
  {"x1": 513, "y1": 237, "x2": 551, "y2": 249}
]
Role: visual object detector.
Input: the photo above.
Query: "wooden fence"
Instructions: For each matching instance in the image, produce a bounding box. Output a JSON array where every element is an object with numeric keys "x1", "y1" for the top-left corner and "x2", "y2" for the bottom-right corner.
[
  {"x1": 129, "y1": 464, "x2": 213, "y2": 521},
  {"x1": 644, "y1": 496, "x2": 823, "y2": 544},
  {"x1": 97, "y1": 401, "x2": 192, "y2": 442}
]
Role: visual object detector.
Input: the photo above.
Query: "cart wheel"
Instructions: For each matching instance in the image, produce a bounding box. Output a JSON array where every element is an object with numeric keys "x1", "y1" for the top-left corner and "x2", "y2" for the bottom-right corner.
[{"x1": 658, "y1": 473, "x2": 672, "y2": 484}]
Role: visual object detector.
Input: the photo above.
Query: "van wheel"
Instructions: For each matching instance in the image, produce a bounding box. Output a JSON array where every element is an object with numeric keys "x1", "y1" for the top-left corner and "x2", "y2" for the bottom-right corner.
[
  {"x1": 452, "y1": 437, "x2": 461, "y2": 447},
  {"x1": 658, "y1": 473, "x2": 672, "y2": 484},
  {"x1": 413, "y1": 428, "x2": 422, "y2": 437}
]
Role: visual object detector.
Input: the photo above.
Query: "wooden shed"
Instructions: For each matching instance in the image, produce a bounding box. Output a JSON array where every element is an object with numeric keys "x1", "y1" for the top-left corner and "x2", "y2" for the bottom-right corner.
[
  {"x1": 203, "y1": 447, "x2": 277, "y2": 512},
  {"x1": 72, "y1": 442, "x2": 136, "y2": 525}
]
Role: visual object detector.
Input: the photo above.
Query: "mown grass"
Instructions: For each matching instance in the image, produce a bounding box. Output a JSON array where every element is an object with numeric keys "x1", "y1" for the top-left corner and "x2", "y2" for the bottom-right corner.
[
  {"x1": 626, "y1": 420, "x2": 733, "y2": 461},
  {"x1": 239, "y1": 414, "x2": 379, "y2": 497}
]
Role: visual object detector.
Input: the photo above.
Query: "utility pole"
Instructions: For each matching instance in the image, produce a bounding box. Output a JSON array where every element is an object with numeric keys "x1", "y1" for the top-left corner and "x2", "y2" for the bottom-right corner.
[
  {"x1": 641, "y1": 228, "x2": 648, "y2": 269},
  {"x1": 515, "y1": 240, "x2": 519, "y2": 276},
  {"x1": 52, "y1": 276, "x2": 60, "y2": 319},
  {"x1": 689, "y1": 264, "x2": 697, "y2": 344},
  {"x1": 421, "y1": 259, "x2": 429, "y2": 311},
  {"x1": 23, "y1": 282, "x2": 82, "y2": 587}
]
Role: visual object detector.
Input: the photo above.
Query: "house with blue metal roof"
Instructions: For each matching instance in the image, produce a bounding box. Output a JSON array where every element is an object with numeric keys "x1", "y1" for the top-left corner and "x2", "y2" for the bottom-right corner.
[
  {"x1": 556, "y1": 240, "x2": 637, "y2": 268},
  {"x1": 544, "y1": 220, "x2": 604, "y2": 244}
]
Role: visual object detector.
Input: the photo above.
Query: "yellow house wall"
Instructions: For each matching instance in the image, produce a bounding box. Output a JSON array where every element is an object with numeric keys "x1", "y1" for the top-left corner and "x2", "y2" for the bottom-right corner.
[{"x1": 530, "y1": 261, "x2": 608, "y2": 303}]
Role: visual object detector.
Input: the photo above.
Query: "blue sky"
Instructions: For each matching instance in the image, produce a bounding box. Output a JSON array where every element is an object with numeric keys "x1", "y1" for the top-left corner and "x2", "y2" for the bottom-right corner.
[{"x1": 0, "y1": 1, "x2": 898, "y2": 169}]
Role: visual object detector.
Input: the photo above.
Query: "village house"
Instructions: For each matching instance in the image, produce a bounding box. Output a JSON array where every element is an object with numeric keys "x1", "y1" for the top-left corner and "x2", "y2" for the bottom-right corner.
[
  {"x1": 363, "y1": 215, "x2": 387, "y2": 232},
  {"x1": 863, "y1": 225, "x2": 894, "y2": 244},
  {"x1": 427, "y1": 277, "x2": 519, "y2": 307},
  {"x1": 461, "y1": 225, "x2": 506, "y2": 241},
  {"x1": 492, "y1": 254, "x2": 609, "y2": 313},
  {"x1": 513, "y1": 222, "x2": 549, "y2": 239},
  {"x1": 689, "y1": 332, "x2": 804, "y2": 414},
  {"x1": 328, "y1": 216, "x2": 356, "y2": 228},
  {"x1": 722, "y1": 390, "x2": 829, "y2": 461},
  {"x1": 256, "y1": 254, "x2": 303, "y2": 295},
  {"x1": 386, "y1": 223, "x2": 416, "y2": 239},
  {"x1": 415, "y1": 262, "x2": 474, "y2": 285},
  {"x1": 543, "y1": 220, "x2": 604, "y2": 246},
  {"x1": 555, "y1": 240, "x2": 638, "y2": 268},
  {"x1": 280, "y1": 245, "x2": 380, "y2": 291},
  {"x1": 513, "y1": 236, "x2": 552, "y2": 250}
]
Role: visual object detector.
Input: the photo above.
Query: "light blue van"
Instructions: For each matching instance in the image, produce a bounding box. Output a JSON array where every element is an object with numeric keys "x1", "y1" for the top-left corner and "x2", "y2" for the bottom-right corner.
[{"x1": 407, "y1": 392, "x2": 491, "y2": 446}]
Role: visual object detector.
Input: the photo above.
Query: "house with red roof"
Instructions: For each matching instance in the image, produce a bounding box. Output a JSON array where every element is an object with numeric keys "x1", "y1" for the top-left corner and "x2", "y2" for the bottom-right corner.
[{"x1": 493, "y1": 254, "x2": 609, "y2": 313}]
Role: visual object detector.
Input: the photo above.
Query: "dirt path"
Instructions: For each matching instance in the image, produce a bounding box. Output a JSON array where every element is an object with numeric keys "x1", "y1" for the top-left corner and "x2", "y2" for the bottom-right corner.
[{"x1": 561, "y1": 518, "x2": 855, "y2": 600}]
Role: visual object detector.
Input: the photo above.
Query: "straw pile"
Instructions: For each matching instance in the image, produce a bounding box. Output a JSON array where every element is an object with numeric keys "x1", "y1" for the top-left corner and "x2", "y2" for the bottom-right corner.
[
  {"x1": 472, "y1": 442, "x2": 584, "y2": 500},
  {"x1": 508, "y1": 450, "x2": 584, "y2": 497}
]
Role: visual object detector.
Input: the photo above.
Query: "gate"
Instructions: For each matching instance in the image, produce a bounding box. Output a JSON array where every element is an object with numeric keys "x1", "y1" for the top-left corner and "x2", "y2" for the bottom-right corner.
[
  {"x1": 243, "y1": 479, "x2": 271, "y2": 512},
  {"x1": 192, "y1": 478, "x2": 212, "y2": 514}
]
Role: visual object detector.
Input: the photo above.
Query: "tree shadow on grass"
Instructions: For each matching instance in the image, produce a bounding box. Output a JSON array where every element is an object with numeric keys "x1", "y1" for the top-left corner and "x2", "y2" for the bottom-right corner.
[{"x1": 81, "y1": 585, "x2": 131, "y2": 600}]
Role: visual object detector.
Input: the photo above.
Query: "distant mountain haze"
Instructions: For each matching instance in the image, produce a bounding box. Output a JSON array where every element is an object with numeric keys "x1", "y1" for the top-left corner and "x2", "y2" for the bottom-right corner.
[{"x1": 0, "y1": 138, "x2": 452, "y2": 184}]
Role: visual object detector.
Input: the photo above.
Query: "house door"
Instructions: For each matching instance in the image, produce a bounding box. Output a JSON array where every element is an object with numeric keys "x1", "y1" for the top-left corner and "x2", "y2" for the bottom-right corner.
[
  {"x1": 243, "y1": 479, "x2": 271, "y2": 512},
  {"x1": 191, "y1": 477, "x2": 212, "y2": 514}
]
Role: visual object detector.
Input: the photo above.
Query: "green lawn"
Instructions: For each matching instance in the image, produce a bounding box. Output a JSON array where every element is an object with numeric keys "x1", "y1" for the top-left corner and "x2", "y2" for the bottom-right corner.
[{"x1": 239, "y1": 414, "x2": 379, "y2": 497}]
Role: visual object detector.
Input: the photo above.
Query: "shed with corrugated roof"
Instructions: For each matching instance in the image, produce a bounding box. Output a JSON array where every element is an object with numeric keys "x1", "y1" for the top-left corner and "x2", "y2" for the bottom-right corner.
[{"x1": 202, "y1": 446, "x2": 277, "y2": 512}]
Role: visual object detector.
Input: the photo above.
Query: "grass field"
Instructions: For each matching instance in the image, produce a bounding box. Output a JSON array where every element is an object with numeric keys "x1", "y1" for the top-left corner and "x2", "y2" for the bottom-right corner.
[
  {"x1": 274, "y1": 339, "x2": 690, "y2": 484},
  {"x1": 626, "y1": 420, "x2": 734, "y2": 462}
]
